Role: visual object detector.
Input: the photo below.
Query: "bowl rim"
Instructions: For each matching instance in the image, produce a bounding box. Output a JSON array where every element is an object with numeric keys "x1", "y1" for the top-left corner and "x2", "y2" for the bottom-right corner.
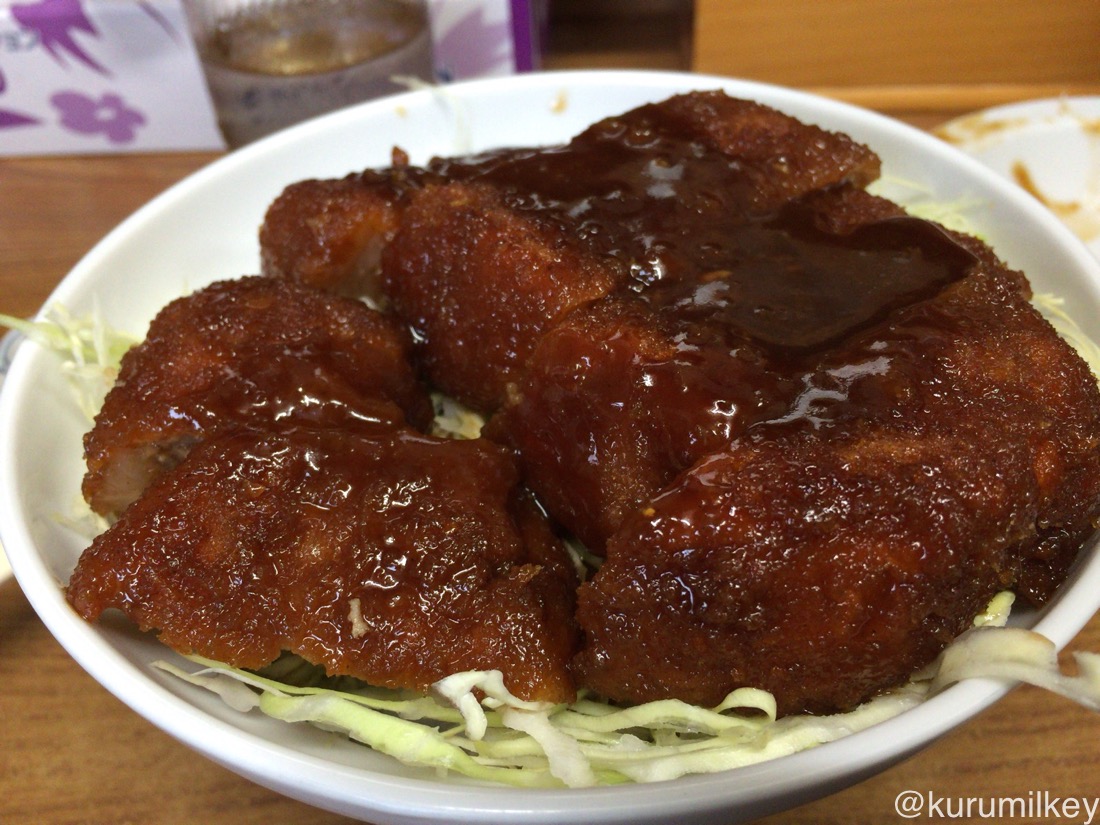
[{"x1": 2, "y1": 68, "x2": 1099, "y2": 824}]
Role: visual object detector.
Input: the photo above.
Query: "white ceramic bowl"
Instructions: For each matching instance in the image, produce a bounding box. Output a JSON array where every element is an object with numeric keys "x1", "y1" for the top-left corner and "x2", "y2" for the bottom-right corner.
[{"x1": 3, "y1": 70, "x2": 1100, "y2": 825}]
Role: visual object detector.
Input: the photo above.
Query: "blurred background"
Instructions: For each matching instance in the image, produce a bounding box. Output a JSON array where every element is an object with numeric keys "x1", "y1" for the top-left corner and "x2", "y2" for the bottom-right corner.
[
  {"x1": 549, "y1": 0, "x2": 1100, "y2": 125},
  {"x1": 2, "y1": 0, "x2": 1097, "y2": 154}
]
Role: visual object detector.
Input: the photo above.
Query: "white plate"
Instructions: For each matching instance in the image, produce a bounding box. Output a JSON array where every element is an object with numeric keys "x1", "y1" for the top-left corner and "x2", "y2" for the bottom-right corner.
[
  {"x1": 3, "y1": 70, "x2": 1100, "y2": 825},
  {"x1": 937, "y1": 97, "x2": 1100, "y2": 258}
]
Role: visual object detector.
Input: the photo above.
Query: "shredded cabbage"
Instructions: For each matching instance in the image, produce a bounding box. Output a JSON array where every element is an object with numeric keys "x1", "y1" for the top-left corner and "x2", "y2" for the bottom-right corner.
[
  {"x1": 150, "y1": 592, "x2": 1100, "y2": 788},
  {"x1": 0, "y1": 305, "x2": 136, "y2": 420},
  {"x1": 932, "y1": 626, "x2": 1100, "y2": 712},
  {"x1": 429, "y1": 392, "x2": 485, "y2": 440},
  {"x1": 869, "y1": 175, "x2": 989, "y2": 238},
  {"x1": 1033, "y1": 293, "x2": 1100, "y2": 382},
  {"x1": 152, "y1": 653, "x2": 926, "y2": 787}
]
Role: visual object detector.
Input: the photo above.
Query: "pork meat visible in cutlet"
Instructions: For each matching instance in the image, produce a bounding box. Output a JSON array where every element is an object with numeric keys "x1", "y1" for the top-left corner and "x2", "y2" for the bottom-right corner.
[
  {"x1": 259, "y1": 151, "x2": 430, "y2": 299},
  {"x1": 82, "y1": 276, "x2": 432, "y2": 517},
  {"x1": 68, "y1": 427, "x2": 579, "y2": 703}
]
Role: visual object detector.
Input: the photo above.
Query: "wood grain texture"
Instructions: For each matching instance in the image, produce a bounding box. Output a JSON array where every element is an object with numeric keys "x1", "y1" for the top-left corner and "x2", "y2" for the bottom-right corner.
[
  {"x1": 0, "y1": 153, "x2": 218, "y2": 320},
  {"x1": 693, "y1": 0, "x2": 1100, "y2": 113}
]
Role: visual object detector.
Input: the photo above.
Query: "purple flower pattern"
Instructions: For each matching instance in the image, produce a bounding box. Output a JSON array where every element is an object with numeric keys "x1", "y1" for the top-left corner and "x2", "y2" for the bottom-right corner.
[
  {"x1": 51, "y1": 90, "x2": 145, "y2": 143},
  {"x1": 11, "y1": 0, "x2": 108, "y2": 75},
  {"x1": 0, "y1": 67, "x2": 41, "y2": 128},
  {"x1": 1, "y1": 0, "x2": 156, "y2": 143}
]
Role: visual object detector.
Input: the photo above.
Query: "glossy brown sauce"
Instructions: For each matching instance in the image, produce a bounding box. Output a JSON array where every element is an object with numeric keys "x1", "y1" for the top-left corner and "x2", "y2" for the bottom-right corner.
[
  {"x1": 70, "y1": 425, "x2": 579, "y2": 702},
  {"x1": 411, "y1": 99, "x2": 995, "y2": 554},
  {"x1": 423, "y1": 104, "x2": 978, "y2": 358}
]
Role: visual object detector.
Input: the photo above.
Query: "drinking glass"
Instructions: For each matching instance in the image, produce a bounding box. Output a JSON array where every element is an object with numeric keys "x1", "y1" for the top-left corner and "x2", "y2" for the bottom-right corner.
[{"x1": 183, "y1": 0, "x2": 434, "y2": 147}]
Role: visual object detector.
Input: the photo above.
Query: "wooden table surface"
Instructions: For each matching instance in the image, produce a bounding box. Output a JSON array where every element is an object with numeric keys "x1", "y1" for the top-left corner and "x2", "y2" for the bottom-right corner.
[{"x1": 3, "y1": 26, "x2": 1100, "y2": 825}]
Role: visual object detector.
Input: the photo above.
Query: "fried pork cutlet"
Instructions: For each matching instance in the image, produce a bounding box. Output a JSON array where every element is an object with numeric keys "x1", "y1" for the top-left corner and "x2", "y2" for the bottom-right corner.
[
  {"x1": 260, "y1": 91, "x2": 879, "y2": 412},
  {"x1": 382, "y1": 180, "x2": 627, "y2": 411},
  {"x1": 82, "y1": 276, "x2": 432, "y2": 518},
  {"x1": 485, "y1": 186, "x2": 971, "y2": 552},
  {"x1": 572, "y1": 231, "x2": 1100, "y2": 714},
  {"x1": 81, "y1": 90, "x2": 1100, "y2": 720},
  {"x1": 575, "y1": 428, "x2": 1042, "y2": 716},
  {"x1": 484, "y1": 294, "x2": 801, "y2": 551},
  {"x1": 67, "y1": 426, "x2": 579, "y2": 703},
  {"x1": 259, "y1": 154, "x2": 427, "y2": 298}
]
